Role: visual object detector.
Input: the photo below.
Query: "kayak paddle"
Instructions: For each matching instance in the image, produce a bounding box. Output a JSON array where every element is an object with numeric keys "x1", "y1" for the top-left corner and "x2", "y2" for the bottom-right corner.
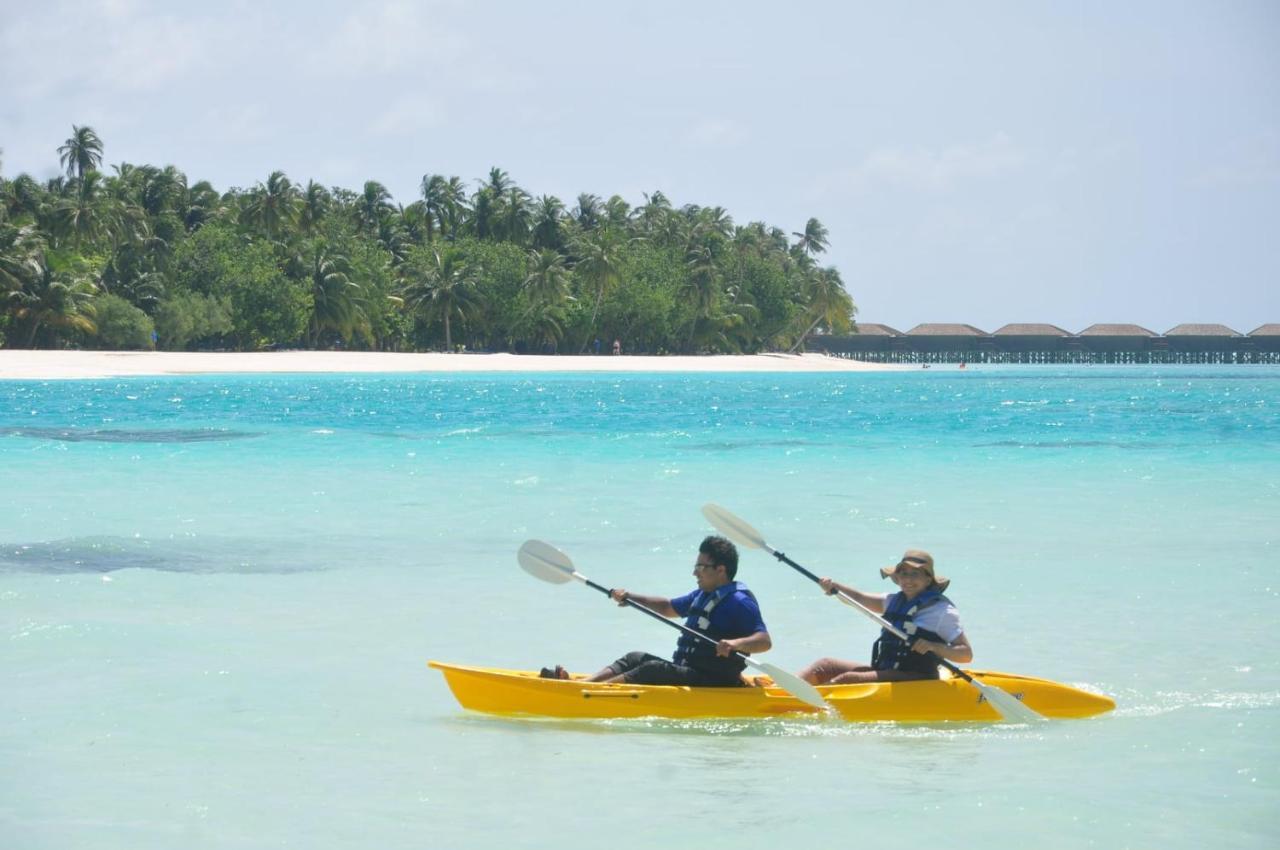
[
  {"x1": 516, "y1": 539, "x2": 829, "y2": 711},
  {"x1": 700, "y1": 503, "x2": 1045, "y2": 723}
]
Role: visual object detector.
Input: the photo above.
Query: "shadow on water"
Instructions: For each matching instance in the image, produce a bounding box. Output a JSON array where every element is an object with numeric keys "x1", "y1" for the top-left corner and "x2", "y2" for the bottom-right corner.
[
  {"x1": 0, "y1": 536, "x2": 323, "y2": 574},
  {"x1": 0, "y1": 427, "x2": 261, "y2": 443}
]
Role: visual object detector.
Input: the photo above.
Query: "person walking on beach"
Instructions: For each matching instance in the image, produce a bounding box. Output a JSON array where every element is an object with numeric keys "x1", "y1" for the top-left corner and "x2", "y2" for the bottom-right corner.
[
  {"x1": 540, "y1": 536, "x2": 771, "y2": 686},
  {"x1": 612, "y1": 338, "x2": 621, "y2": 355},
  {"x1": 797, "y1": 550, "x2": 972, "y2": 684}
]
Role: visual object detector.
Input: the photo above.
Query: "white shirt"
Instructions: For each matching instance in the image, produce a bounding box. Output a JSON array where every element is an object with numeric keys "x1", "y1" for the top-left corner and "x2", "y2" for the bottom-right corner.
[{"x1": 885, "y1": 591, "x2": 964, "y2": 643}]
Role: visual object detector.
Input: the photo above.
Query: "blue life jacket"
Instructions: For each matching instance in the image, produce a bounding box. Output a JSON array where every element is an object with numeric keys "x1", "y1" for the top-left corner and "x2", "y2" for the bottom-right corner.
[
  {"x1": 672, "y1": 581, "x2": 757, "y2": 683},
  {"x1": 871, "y1": 589, "x2": 952, "y2": 677}
]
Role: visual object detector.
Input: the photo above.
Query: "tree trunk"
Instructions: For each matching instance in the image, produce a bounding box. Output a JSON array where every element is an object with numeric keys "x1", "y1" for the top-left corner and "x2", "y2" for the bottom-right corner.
[
  {"x1": 788, "y1": 314, "x2": 824, "y2": 354},
  {"x1": 25, "y1": 318, "x2": 43, "y2": 349},
  {"x1": 579, "y1": 286, "x2": 604, "y2": 353},
  {"x1": 444, "y1": 312, "x2": 452, "y2": 351}
]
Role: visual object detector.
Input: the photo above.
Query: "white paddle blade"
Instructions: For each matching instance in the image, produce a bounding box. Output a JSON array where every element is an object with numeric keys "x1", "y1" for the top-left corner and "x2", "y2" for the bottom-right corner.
[
  {"x1": 750, "y1": 660, "x2": 829, "y2": 711},
  {"x1": 517, "y1": 539, "x2": 576, "y2": 584},
  {"x1": 701, "y1": 503, "x2": 768, "y2": 550},
  {"x1": 974, "y1": 678, "x2": 1045, "y2": 723}
]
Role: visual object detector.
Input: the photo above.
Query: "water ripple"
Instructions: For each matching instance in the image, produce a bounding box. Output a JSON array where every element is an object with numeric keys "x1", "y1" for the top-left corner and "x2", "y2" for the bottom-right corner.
[{"x1": 0, "y1": 427, "x2": 261, "y2": 443}]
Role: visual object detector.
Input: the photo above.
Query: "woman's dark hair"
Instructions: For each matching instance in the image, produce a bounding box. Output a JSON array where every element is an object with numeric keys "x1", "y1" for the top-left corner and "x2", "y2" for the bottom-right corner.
[{"x1": 699, "y1": 535, "x2": 739, "y2": 579}]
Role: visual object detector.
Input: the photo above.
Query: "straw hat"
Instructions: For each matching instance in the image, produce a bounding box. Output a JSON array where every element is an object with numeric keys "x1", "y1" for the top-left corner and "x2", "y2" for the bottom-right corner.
[{"x1": 880, "y1": 549, "x2": 949, "y2": 592}]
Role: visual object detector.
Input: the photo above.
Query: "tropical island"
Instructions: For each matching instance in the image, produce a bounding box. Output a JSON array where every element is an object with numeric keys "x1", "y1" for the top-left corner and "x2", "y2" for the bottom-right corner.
[{"x1": 1, "y1": 126, "x2": 855, "y2": 355}]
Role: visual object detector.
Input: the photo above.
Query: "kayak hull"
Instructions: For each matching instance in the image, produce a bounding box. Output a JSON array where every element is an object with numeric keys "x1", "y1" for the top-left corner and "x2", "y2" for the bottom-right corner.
[{"x1": 428, "y1": 661, "x2": 1115, "y2": 722}]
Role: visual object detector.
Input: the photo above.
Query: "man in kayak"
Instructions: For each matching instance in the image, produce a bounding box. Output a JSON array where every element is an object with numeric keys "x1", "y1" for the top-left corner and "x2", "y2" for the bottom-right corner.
[
  {"x1": 797, "y1": 549, "x2": 973, "y2": 684},
  {"x1": 540, "y1": 535, "x2": 772, "y2": 686}
]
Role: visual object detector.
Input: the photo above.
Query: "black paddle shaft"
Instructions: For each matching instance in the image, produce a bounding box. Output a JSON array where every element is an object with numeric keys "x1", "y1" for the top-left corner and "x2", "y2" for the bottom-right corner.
[
  {"x1": 769, "y1": 550, "x2": 977, "y2": 685},
  {"x1": 577, "y1": 575, "x2": 751, "y2": 662}
]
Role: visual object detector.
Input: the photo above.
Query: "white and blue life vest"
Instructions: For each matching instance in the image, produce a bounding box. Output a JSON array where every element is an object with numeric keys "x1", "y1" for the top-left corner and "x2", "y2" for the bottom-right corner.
[
  {"x1": 671, "y1": 581, "x2": 756, "y2": 683},
  {"x1": 871, "y1": 589, "x2": 952, "y2": 677}
]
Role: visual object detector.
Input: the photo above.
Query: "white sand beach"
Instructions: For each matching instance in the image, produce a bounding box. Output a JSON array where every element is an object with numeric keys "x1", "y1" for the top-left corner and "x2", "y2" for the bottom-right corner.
[{"x1": 0, "y1": 350, "x2": 897, "y2": 379}]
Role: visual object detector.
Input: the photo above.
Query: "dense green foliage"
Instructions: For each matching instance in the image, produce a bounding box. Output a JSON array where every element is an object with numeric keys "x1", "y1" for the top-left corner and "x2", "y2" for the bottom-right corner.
[{"x1": 1, "y1": 129, "x2": 855, "y2": 352}]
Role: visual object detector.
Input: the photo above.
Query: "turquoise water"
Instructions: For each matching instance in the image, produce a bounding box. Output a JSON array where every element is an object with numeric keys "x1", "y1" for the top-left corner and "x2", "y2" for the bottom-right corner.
[{"x1": 2, "y1": 366, "x2": 1277, "y2": 849}]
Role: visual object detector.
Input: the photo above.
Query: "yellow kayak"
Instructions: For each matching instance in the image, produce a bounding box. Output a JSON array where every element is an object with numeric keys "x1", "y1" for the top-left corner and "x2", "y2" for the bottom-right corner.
[{"x1": 428, "y1": 661, "x2": 1115, "y2": 722}]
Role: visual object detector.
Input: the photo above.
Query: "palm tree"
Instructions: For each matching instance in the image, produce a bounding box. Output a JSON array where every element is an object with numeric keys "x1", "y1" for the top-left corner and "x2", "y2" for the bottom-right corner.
[
  {"x1": 185, "y1": 181, "x2": 222, "y2": 231},
  {"x1": 792, "y1": 217, "x2": 830, "y2": 256},
  {"x1": 701, "y1": 206, "x2": 734, "y2": 241},
  {"x1": 522, "y1": 248, "x2": 572, "y2": 310},
  {"x1": 3, "y1": 174, "x2": 47, "y2": 221},
  {"x1": 635, "y1": 191, "x2": 672, "y2": 238},
  {"x1": 440, "y1": 177, "x2": 469, "y2": 241},
  {"x1": 788, "y1": 267, "x2": 855, "y2": 353},
  {"x1": 240, "y1": 171, "x2": 300, "y2": 240},
  {"x1": 485, "y1": 167, "x2": 512, "y2": 196},
  {"x1": 682, "y1": 242, "x2": 720, "y2": 350},
  {"x1": 0, "y1": 223, "x2": 47, "y2": 294},
  {"x1": 58, "y1": 125, "x2": 104, "y2": 180},
  {"x1": 402, "y1": 247, "x2": 481, "y2": 350},
  {"x1": 299, "y1": 180, "x2": 331, "y2": 236},
  {"x1": 470, "y1": 188, "x2": 497, "y2": 240},
  {"x1": 399, "y1": 201, "x2": 432, "y2": 246},
  {"x1": 354, "y1": 181, "x2": 394, "y2": 236},
  {"x1": 513, "y1": 300, "x2": 569, "y2": 353},
  {"x1": 531, "y1": 195, "x2": 566, "y2": 250},
  {"x1": 306, "y1": 247, "x2": 366, "y2": 347},
  {"x1": 603, "y1": 195, "x2": 631, "y2": 230},
  {"x1": 573, "y1": 193, "x2": 602, "y2": 231},
  {"x1": 498, "y1": 186, "x2": 532, "y2": 244},
  {"x1": 52, "y1": 171, "x2": 126, "y2": 249},
  {"x1": 572, "y1": 229, "x2": 623, "y2": 352},
  {"x1": 8, "y1": 267, "x2": 98, "y2": 347},
  {"x1": 420, "y1": 174, "x2": 450, "y2": 242}
]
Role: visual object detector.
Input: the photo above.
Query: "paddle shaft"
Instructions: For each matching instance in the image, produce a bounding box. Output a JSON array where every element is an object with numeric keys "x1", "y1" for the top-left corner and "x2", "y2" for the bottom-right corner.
[
  {"x1": 571, "y1": 573, "x2": 760, "y2": 668},
  {"x1": 764, "y1": 547, "x2": 981, "y2": 686}
]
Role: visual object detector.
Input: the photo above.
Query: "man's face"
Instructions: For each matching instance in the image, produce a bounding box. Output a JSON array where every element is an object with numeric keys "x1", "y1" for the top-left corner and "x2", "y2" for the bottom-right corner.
[{"x1": 693, "y1": 553, "x2": 726, "y2": 591}]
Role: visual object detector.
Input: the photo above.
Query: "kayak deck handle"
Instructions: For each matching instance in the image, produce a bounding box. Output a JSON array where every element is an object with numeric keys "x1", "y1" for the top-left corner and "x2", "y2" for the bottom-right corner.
[{"x1": 582, "y1": 690, "x2": 642, "y2": 699}]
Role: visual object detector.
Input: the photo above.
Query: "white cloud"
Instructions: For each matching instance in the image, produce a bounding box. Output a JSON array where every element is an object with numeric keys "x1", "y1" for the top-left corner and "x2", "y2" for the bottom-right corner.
[
  {"x1": 306, "y1": 0, "x2": 470, "y2": 78},
  {"x1": 1194, "y1": 132, "x2": 1280, "y2": 187},
  {"x1": 368, "y1": 94, "x2": 445, "y2": 137},
  {"x1": 832, "y1": 133, "x2": 1027, "y2": 192},
  {"x1": 686, "y1": 118, "x2": 746, "y2": 148}
]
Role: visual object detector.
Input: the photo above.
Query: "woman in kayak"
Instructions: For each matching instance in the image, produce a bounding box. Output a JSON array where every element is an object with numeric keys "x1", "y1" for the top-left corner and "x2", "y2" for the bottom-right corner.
[
  {"x1": 540, "y1": 535, "x2": 772, "y2": 686},
  {"x1": 797, "y1": 549, "x2": 972, "y2": 684}
]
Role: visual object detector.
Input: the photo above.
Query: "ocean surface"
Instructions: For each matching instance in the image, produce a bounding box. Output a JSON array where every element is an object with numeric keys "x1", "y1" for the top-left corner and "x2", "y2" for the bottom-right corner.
[{"x1": 2, "y1": 365, "x2": 1277, "y2": 849}]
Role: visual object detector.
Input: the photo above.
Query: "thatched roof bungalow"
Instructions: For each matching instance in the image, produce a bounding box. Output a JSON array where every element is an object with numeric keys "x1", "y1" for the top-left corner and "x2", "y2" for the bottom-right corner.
[
  {"x1": 817, "y1": 323, "x2": 902, "y2": 354},
  {"x1": 904, "y1": 323, "x2": 990, "y2": 353},
  {"x1": 1163, "y1": 324, "x2": 1243, "y2": 352},
  {"x1": 1077, "y1": 323, "x2": 1158, "y2": 353},
  {"x1": 991, "y1": 323, "x2": 1075, "y2": 352},
  {"x1": 1248, "y1": 324, "x2": 1280, "y2": 353}
]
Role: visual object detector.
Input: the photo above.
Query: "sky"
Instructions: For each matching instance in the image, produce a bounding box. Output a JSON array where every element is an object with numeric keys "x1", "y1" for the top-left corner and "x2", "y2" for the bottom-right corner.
[{"x1": 2, "y1": 0, "x2": 1277, "y2": 332}]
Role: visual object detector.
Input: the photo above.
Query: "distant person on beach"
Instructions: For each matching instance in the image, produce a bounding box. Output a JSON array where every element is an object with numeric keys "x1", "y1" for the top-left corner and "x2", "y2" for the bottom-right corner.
[
  {"x1": 593, "y1": 338, "x2": 602, "y2": 355},
  {"x1": 540, "y1": 536, "x2": 771, "y2": 686},
  {"x1": 612, "y1": 339, "x2": 621, "y2": 355},
  {"x1": 797, "y1": 550, "x2": 972, "y2": 684}
]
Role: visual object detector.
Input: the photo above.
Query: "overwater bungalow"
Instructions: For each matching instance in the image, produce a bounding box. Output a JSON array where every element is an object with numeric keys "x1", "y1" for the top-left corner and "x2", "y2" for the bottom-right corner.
[
  {"x1": 990, "y1": 324, "x2": 1076, "y2": 362},
  {"x1": 903, "y1": 324, "x2": 991, "y2": 362},
  {"x1": 1076, "y1": 324, "x2": 1159, "y2": 357},
  {"x1": 812, "y1": 320, "x2": 1278, "y2": 364},
  {"x1": 1163, "y1": 324, "x2": 1243, "y2": 355},
  {"x1": 1249, "y1": 324, "x2": 1280, "y2": 355}
]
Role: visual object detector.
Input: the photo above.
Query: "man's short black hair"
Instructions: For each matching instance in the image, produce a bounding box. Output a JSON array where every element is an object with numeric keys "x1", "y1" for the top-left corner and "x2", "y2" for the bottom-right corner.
[{"x1": 699, "y1": 535, "x2": 739, "y2": 580}]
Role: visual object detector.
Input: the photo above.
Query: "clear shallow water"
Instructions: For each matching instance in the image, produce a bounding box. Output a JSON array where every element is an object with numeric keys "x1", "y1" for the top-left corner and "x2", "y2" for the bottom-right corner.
[{"x1": 2, "y1": 366, "x2": 1277, "y2": 849}]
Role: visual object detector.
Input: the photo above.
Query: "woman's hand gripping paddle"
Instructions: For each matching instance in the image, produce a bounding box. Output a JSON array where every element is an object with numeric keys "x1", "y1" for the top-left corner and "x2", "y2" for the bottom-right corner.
[{"x1": 517, "y1": 539, "x2": 829, "y2": 711}]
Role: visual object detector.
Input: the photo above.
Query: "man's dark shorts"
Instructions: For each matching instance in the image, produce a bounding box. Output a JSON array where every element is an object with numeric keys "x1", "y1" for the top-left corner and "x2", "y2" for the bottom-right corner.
[{"x1": 604, "y1": 651, "x2": 742, "y2": 687}]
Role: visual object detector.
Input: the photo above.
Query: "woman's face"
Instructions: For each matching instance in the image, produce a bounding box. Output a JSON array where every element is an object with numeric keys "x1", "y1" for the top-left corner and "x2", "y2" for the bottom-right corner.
[{"x1": 892, "y1": 566, "x2": 933, "y2": 599}]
